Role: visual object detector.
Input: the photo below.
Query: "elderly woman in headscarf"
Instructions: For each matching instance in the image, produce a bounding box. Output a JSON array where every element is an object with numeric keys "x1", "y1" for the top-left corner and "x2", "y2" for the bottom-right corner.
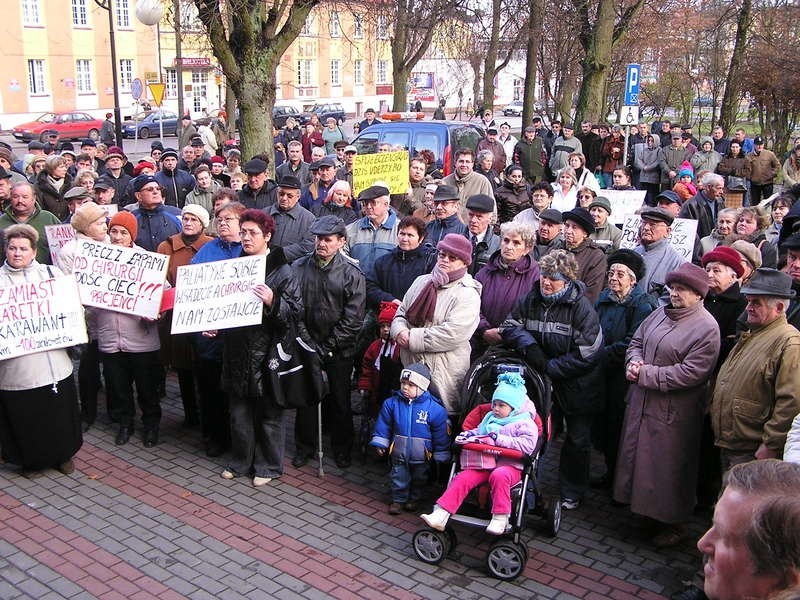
[
  {"x1": 614, "y1": 262, "x2": 720, "y2": 547},
  {"x1": 501, "y1": 250, "x2": 604, "y2": 510},
  {"x1": 311, "y1": 179, "x2": 359, "y2": 224},
  {"x1": 391, "y1": 233, "x2": 482, "y2": 416},
  {"x1": 592, "y1": 250, "x2": 656, "y2": 489}
]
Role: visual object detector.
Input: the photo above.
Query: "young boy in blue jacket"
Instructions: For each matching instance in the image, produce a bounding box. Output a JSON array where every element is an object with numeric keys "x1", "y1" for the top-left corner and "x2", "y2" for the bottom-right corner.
[{"x1": 370, "y1": 363, "x2": 450, "y2": 514}]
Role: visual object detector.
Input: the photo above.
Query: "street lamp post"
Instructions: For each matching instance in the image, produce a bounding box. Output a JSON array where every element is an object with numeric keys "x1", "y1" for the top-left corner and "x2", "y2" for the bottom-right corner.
[{"x1": 94, "y1": 0, "x2": 124, "y2": 147}]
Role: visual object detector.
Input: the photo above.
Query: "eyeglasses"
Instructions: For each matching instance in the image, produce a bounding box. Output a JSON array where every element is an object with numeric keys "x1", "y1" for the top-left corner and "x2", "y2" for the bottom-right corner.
[{"x1": 139, "y1": 186, "x2": 161, "y2": 193}]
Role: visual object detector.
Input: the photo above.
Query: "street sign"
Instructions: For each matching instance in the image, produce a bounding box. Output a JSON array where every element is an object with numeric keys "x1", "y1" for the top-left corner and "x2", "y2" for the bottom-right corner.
[
  {"x1": 620, "y1": 105, "x2": 640, "y2": 126},
  {"x1": 624, "y1": 64, "x2": 640, "y2": 106},
  {"x1": 131, "y1": 78, "x2": 143, "y2": 100},
  {"x1": 148, "y1": 82, "x2": 166, "y2": 106}
]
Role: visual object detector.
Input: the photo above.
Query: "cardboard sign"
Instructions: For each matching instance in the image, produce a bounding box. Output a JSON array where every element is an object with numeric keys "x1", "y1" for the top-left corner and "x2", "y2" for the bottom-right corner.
[
  {"x1": 353, "y1": 150, "x2": 409, "y2": 196},
  {"x1": 619, "y1": 215, "x2": 697, "y2": 262},
  {"x1": 45, "y1": 224, "x2": 76, "y2": 265},
  {"x1": 0, "y1": 276, "x2": 88, "y2": 360},
  {"x1": 171, "y1": 255, "x2": 267, "y2": 334},
  {"x1": 73, "y1": 240, "x2": 169, "y2": 319},
  {"x1": 602, "y1": 190, "x2": 647, "y2": 224}
]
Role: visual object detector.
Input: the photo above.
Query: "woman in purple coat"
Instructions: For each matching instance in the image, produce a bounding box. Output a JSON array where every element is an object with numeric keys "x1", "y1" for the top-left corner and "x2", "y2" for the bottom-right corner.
[{"x1": 613, "y1": 263, "x2": 720, "y2": 547}]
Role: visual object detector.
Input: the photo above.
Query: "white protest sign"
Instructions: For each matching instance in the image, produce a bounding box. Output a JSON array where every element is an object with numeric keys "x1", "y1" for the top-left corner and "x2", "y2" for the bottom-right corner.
[
  {"x1": 45, "y1": 224, "x2": 76, "y2": 265},
  {"x1": 0, "y1": 276, "x2": 88, "y2": 360},
  {"x1": 602, "y1": 190, "x2": 647, "y2": 224},
  {"x1": 73, "y1": 240, "x2": 169, "y2": 319},
  {"x1": 171, "y1": 255, "x2": 267, "y2": 334},
  {"x1": 619, "y1": 215, "x2": 697, "y2": 262}
]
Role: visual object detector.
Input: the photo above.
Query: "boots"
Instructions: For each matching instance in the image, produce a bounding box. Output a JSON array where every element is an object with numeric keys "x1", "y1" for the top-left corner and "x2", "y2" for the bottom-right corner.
[
  {"x1": 486, "y1": 514, "x2": 509, "y2": 535},
  {"x1": 420, "y1": 506, "x2": 450, "y2": 531}
]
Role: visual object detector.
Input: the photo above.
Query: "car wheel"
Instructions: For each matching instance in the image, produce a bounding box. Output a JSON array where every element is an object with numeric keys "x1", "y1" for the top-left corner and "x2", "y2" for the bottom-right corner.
[
  {"x1": 139, "y1": 128, "x2": 150, "y2": 139},
  {"x1": 338, "y1": 117, "x2": 345, "y2": 125},
  {"x1": 88, "y1": 129, "x2": 100, "y2": 141}
]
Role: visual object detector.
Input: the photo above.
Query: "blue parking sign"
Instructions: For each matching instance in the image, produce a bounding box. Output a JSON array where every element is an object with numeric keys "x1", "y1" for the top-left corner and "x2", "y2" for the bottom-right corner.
[{"x1": 624, "y1": 64, "x2": 640, "y2": 106}]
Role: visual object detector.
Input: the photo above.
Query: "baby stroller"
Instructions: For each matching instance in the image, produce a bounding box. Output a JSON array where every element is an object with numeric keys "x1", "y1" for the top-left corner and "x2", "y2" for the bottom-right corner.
[{"x1": 411, "y1": 347, "x2": 560, "y2": 581}]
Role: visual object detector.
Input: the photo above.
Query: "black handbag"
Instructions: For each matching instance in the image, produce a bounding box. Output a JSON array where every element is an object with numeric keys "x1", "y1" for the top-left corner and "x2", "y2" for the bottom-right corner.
[{"x1": 265, "y1": 319, "x2": 328, "y2": 409}]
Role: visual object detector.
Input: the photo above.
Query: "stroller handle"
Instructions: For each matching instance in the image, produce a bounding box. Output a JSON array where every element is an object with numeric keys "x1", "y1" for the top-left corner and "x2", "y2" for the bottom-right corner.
[{"x1": 458, "y1": 442, "x2": 526, "y2": 461}]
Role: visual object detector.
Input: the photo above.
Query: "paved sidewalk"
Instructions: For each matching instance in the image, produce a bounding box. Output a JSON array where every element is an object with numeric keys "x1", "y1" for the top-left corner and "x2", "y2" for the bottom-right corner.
[{"x1": 0, "y1": 376, "x2": 708, "y2": 599}]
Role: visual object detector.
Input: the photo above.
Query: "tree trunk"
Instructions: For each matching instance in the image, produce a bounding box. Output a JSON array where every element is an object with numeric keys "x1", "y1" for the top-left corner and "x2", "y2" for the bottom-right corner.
[
  {"x1": 482, "y1": 0, "x2": 502, "y2": 111},
  {"x1": 521, "y1": 0, "x2": 544, "y2": 127},
  {"x1": 470, "y1": 54, "x2": 482, "y2": 110},
  {"x1": 719, "y1": 0, "x2": 753, "y2": 133},
  {"x1": 574, "y1": 0, "x2": 614, "y2": 124},
  {"x1": 392, "y1": 64, "x2": 411, "y2": 112}
]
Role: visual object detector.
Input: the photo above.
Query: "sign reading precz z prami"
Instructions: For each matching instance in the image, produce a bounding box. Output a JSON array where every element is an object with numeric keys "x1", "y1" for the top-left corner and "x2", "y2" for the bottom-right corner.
[
  {"x1": 73, "y1": 241, "x2": 169, "y2": 319},
  {"x1": 0, "y1": 276, "x2": 88, "y2": 360},
  {"x1": 170, "y1": 255, "x2": 267, "y2": 334}
]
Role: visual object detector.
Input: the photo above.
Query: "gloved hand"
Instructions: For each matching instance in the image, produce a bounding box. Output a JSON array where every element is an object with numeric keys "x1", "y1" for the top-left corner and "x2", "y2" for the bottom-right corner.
[
  {"x1": 525, "y1": 343, "x2": 548, "y2": 372},
  {"x1": 455, "y1": 431, "x2": 478, "y2": 445}
]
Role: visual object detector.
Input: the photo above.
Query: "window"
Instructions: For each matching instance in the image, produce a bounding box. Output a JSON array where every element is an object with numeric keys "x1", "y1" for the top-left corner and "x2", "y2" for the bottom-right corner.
[
  {"x1": 191, "y1": 71, "x2": 208, "y2": 113},
  {"x1": 71, "y1": 0, "x2": 88, "y2": 26},
  {"x1": 119, "y1": 59, "x2": 133, "y2": 91},
  {"x1": 377, "y1": 15, "x2": 389, "y2": 39},
  {"x1": 165, "y1": 68, "x2": 178, "y2": 98},
  {"x1": 115, "y1": 0, "x2": 130, "y2": 28},
  {"x1": 75, "y1": 59, "x2": 93, "y2": 92},
  {"x1": 376, "y1": 59, "x2": 388, "y2": 84},
  {"x1": 296, "y1": 60, "x2": 314, "y2": 86},
  {"x1": 353, "y1": 14, "x2": 363, "y2": 39},
  {"x1": 27, "y1": 59, "x2": 46, "y2": 94},
  {"x1": 330, "y1": 59, "x2": 340, "y2": 86},
  {"x1": 22, "y1": 0, "x2": 41, "y2": 25},
  {"x1": 354, "y1": 59, "x2": 363, "y2": 86},
  {"x1": 329, "y1": 12, "x2": 340, "y2": 37},
  {"x1": 300, "y1": 14, "x2": 314, "y2": 36}
]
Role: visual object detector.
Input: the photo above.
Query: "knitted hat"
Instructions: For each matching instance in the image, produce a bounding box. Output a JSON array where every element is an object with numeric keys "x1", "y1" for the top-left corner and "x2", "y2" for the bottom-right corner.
[
  {"x1": 161, "y1": 148, "x2": 179, "y2": 161},
  {"x1": 701, "y1": 246, "x2": 745, "y2": 278},
  {"x1": 70, "y1": 201, "x2": 106, "y2": 234},
  {"x1": 588, "y1": 196, "x2": 612, "y2": 215},
  {"x1": 607, "y1": 249, "x2": 646, "y2": 282},
  {"x1": 210, "y1": 155, "x2": 225, "y2": 164},
  {"x1": 182, "y1": 204, "x2": 210, "y2": 229},
  {"x1": 105, "y1": 146, "x2": 126, "y2": 161},
  {"x1": 109, "y1": 211, "x2": 138, "y2": 240},
  {"x1": 665, "y1": 262, "x2": 709, "y2": 298},
  {"x1": 492, "y1": 372, "x2": 527, "y2": 411},
  {"x1": 133, "y1": 160, "x2": 156, "y2": 177},
  {"x1": 377, "y1": 301, "x2": 399, "y2": 324},
  {"x1": 437, "y1": 233, "x2": 473, "y2": 266},
  {"x1": 678, "y1": 161, "x2": 694, "y2": 180},
  {"x1": 731, "y1": 240, "x2": 762, "y2": 270},
  {"x1": 400, "y1": 363, "x2": 431, "y2": 391}
]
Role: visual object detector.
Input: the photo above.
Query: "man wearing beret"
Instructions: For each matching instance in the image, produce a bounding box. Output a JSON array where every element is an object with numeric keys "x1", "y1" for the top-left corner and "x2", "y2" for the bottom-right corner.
[
  {"x1": 634, "y1": 207, "x2": 685, "y2": 304},
  {"x1": 266, "y1": 176, "x2": 315, "y2": 263},
  {"x1": 239, "y1": 158, "x2": 278, "y2": 210},
  {"x1": 155, "y1": 148, "x2": 195, "y2": 208},
  {"x1": 293, "y1": 215, "x2": 366, "y2": 469},
  {"x1": 345, "y1": 185, "x2": 399, "y2": 280},
  {"x1": 711, "y1": 268, "x2": 800, "y2": 470},
  {"x1": 129, "y1": 175, "x2": 181, "y2": 252},
  {"x1": 464, "y1": 193, "x2": 500, "y2": 275}
]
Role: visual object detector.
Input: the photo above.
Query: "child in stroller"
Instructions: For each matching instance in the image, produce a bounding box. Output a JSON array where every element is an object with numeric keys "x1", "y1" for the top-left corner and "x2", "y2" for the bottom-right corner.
[{"x1": 421, "y1": 372, "x2": 538, "y2": 535}]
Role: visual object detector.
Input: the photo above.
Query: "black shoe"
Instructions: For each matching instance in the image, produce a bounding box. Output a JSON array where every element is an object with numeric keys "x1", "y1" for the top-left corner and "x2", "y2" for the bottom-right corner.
[
  {"x1": 143, "y1": 428, "x2": 159, "y2": 448},
  {"x1": 334, "y1": 453, "x2": 351, "y2": 469},
  {"x1": 115, "y1": 425, "x2": 132, "y2": 446},
  {"x1": 671, "y1": 586, "x2": 708, "y2": 600},
  {"x1": 292, "y1": 452, "x2": 312, "y2": 468}
]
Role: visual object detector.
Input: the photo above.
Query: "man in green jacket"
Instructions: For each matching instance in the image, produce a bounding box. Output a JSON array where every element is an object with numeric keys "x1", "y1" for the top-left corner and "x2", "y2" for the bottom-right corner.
[
  {"x1": 512, "y1": 126, "x2": 545, "y2": 184},
  {"x1": 0, "y1": 182, "x2": 60, "y2": 264}
]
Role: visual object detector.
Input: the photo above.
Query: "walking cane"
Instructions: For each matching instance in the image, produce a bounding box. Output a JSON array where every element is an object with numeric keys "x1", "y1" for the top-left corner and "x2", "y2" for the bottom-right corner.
[{"x1": 316, "y1": 400, "x2": 325, "y2": 478}]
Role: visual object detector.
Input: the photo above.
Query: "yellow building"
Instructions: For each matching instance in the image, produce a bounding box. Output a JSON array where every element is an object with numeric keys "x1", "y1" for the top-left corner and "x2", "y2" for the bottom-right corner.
[{"x1": 0, "y1": 0, "x2": 394, "y2": 126}]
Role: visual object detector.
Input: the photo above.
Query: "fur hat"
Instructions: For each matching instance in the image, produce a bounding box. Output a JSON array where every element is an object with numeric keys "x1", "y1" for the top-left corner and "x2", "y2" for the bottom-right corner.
[
  {"x1": 182, "y1": 204, "x2": 210, "y2": 229},
  {"x1": 665, "y1": 262, "x2": 709, "y2": 298},
  {"x1": 492, "y1": 372, "x2": 527, "y2": 411},
  {"x1": 701, "y1": 246, "x2": 745, "y2": 278},
  {"x1": 437, "y1": 233, "x2": 473, "y2": 266},
  {"x1": 70, "y1": 201, "x2": 106, "y2": 234},
  {"x1": 400, "y1": 363, "x2": 431, "y2": 391},
  {"x1": 109, "y1": 211, "x2": 138, "y2": 241},
  {"x1": 607, "y1": 249, "x2": 646, "y2": 282}
]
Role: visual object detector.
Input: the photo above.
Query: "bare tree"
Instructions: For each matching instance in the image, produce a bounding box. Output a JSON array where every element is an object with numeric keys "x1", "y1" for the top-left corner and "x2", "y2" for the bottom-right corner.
[
  {"x1": 521, "y1": 0, "x2": 545, "y2": 126},
  {"x1": 718, "y1": 0, "x2": 753, "y2": 133}
]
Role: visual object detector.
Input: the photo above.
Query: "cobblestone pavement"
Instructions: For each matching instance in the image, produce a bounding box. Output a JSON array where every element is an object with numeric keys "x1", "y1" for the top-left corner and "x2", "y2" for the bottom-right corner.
[{"x1": 0, "y1": 375, "x2": 709, "y2": 599}]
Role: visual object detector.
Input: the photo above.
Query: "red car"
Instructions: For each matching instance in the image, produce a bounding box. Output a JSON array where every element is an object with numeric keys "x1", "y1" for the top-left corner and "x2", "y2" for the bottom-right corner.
[{"x1": 12, "y1": 111, "x2": 105, "y2": 142}]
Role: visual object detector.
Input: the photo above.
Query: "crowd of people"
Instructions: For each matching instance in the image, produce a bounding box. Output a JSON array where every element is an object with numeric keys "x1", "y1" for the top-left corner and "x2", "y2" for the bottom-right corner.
[{"x1": 1, "y1": 108, "x2": 800, "y2": 600}]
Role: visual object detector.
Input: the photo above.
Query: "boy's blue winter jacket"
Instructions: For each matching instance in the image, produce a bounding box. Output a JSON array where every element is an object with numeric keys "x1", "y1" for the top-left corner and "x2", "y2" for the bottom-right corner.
[{"x1": 370, "y1": 390, "x2": 451, "y2": 463}]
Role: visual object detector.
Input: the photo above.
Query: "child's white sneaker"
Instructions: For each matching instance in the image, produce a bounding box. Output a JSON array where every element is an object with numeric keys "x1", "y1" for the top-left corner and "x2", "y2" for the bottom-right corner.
[
  {"x1": 420, "y1": 506, "x2": 450, "y2": 531},
  {"x1": 486, "y1": 514, "x2": 509, "y2": 535}
]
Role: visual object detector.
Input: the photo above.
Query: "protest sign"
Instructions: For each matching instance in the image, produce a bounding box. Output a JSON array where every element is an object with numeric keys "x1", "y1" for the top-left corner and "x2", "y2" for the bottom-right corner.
[
  {"x1": 619, "y1": 215, "x2": 697, "y2": 261},
  {"x1": 171, "y1": 255, "x2": 267, "y2": 334},
  {"x1": 99, "y1": 204, "x2": 118, "y2": 218},
  {"x1": 602, "y1": 190, "x2": 647, "y2": 224},
  {"x1": 73, "y1": 240, "x2": 169, "y2": 319},
  {"x1": 353, "y1": 150, "x2": 409, "y2": 196},
  {"x1": 0, "y1": 276, "x2": 87, "y2": 360},
  {"x1": 45, "y1": 224, "x2": 76, "y2": 265}
]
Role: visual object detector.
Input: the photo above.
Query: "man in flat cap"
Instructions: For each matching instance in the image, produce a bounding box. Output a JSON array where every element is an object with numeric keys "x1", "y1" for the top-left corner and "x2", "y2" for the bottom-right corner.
[
  {"x1": 634, "y1": 207, "x2": 685, "y2": 304},
  {"x1": 62, "y1": 186, "x2": 93, "y2": 224},
  {"x1": 239, "y1": 158, "x2": 278, "y2": 210},
  {"x1": 464, "y1": 193, "x2": 499, "y2": 274},
  {"x1": 345, "y1": 185, "x2": 398, "y2": 280},
  {"x1": 293, "y1": 215, "x2": 366, "y2": 469},
  {"x1": 265, "y1": 175, "x2": 315, "y2": 262},
  {"x1": 300, "y1": 157, "x2": 337, "y2": 212},
  {"x1": 425, "y1": 184, "x2": 468, "y2": 245}
]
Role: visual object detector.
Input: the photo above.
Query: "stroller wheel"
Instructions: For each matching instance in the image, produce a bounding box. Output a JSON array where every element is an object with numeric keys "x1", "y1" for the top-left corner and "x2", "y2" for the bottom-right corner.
[
  {"x1": 486, "y1": 539, "x2": 528, "y2": 581},
  {"x1": 546, "y1": 498, "x2": 562, "y2": 537},
  {"x1": 412, "y1": 529, "x2": 450, "y2": 565}
]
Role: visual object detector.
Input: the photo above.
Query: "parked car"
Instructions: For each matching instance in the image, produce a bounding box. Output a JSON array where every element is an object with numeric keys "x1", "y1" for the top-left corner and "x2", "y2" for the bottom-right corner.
[
  {"x1": 273, "y1": 105, "x2": 301, "y2": 128},
  {"x1": 194, "y1": 108, "x2": 227, "y2": 128},
  {"x1": 693, "y1": 96, "x2": 716, "y2": 107},
  {"x1": 298, "y1": 103, "x2": 347, "y2": 125},
  {"x1": 121, "y1": 110, "x2": 179, "y2": 139},
  {"x1": 503, "y1": 101, "x2": 524, "y2": 117},
  {"x1": 12, "y1": 111, "x2": 105, "y2": 142},
  {"x1": 350, "y1": 121, "x2": 484, "y2": 176}
]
